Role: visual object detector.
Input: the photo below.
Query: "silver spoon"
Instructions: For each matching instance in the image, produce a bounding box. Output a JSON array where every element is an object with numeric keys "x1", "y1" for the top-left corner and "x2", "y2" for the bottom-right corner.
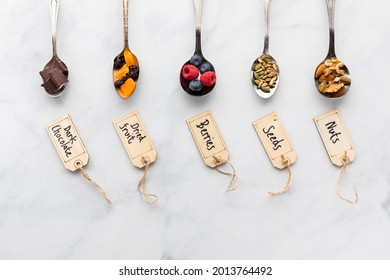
[
  {"x1": 39, "y1": 0, "x2": 69, "y2": 98},
  {"x1": 112, "y1": 0, "x2": 139, "y2": 99},
  {"x1": 251, "y1": 0, "x2": 279, "y2": 99},
  {"x1": 180, "y1": 0, "x2": 216, "y2": 96},
  {"x1": 314, "y1": 0, "x2": 351, "y2": 99}
]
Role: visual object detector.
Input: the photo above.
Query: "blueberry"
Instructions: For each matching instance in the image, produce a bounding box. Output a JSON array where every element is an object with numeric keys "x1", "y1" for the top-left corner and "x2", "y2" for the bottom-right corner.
[
  {"x1": 199, "y1": 63, "x2": 212, "y2": 73},
  {"x1": 190, "y1": 54, "x2": 203, "y2": 66},
  {"x1": 189, "y1": 79, "x2": 203, "y2": 91}
]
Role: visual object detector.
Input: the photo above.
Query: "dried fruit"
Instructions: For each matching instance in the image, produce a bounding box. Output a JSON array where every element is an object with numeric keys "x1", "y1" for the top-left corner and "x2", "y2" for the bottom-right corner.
[
  {"x1": 114, "y1": 76, "x2": 127, "y2": 88},
  {"x1": 124, "y1": 49, "x2": 135, "y2": 66},
  {"x1": 114, "y1": 64, "x2": 129, "y2": 80},
  {"x1": 113, "y1": 47, "x2": 139, "y2": 98},
  {"x1": 119, "y1": 78, "x2": 136, "y2": 98},
  {"x1": 113, "y1": 53, "x2": 126, "y2": 69},
  {"x1": 127, "y1": 65, "x2": 139, "y2": 81}
]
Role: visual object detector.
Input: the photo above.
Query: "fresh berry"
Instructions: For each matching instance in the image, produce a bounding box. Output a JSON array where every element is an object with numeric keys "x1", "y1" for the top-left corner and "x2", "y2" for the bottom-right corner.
[
  {"x1": 182, "y1": 65, "x2": 199, "y2": 81},
  {"x1": 190, "y1": 54, "x2": 203, "y2": 66},
  {"x1": 114, "y1": 53, "x2": 126, "y2": 69},
  {"x1": 200, "y1": 71, "x2": 216, "y2": 87},
  {"x1": 127, "y1": 65, "x2": 139, "y2": 80},
  {"x1": 199, "y1": 63, "x2": 212, "y2": 73},
  {"x1": 189, "y1": 79, "x2": 203, "y2": 91}
]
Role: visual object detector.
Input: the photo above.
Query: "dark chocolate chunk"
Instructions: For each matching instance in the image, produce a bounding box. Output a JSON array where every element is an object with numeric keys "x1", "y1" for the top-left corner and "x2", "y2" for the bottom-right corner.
[
  {"x1": 41, "y1": 78, "x2": 58, "y2": 94},
  {"x1": 51, "y1": 57, "x2": 68, "y2": 75},
  {"x1": 49, "y1": 68, "x2": 68, "y2": 88},
  {"x1": 40, "y1": 56, "x2": 69, "y2": 94}
]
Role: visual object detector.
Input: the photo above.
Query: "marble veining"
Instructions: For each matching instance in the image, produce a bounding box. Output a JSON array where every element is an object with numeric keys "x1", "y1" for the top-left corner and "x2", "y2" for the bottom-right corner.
[{"x1": 1, "y1": 0, "x2": 390, "y2": 259}]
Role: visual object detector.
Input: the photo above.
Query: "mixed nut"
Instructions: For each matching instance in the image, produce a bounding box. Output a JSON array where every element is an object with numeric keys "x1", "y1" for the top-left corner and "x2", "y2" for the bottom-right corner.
[
  {"x1": 252, "y1": 54, "x2": 279, "y2": 93},
  {"x1": 315, "y1": 58, "x2": 351, "y2": 94}
]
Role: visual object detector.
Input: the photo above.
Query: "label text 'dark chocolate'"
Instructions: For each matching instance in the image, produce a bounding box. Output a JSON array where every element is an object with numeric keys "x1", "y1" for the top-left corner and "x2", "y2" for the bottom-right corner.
[{"x1": 46, "y1": 114, "x2": 89, "y2": 172}]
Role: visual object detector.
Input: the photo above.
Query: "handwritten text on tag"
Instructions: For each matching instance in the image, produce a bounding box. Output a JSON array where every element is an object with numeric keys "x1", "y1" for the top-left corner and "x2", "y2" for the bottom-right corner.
[
  {"x1": 253, "y1": 112, "x2": 296, "y2": 169},
  {"x1": 46, "y1": 114, "x2": 89, "y2": 171},
  {"x1": 187, "y1": 111, "x2": 229, "y2": 168},
  {"x1": 113, "y1": 111, "x2": 157, "y2": 168},
  {"x1": 314, "y1": 109, "x2": 355, "y2": 166}
]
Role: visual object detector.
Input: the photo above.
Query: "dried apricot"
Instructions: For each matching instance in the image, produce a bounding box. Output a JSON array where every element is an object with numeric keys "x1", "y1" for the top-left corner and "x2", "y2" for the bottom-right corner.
[
  {"x1": 124, "y1": 49, "x2": 135, "y2": 66},
  {"x1": 114, "y1": 64, "x2": 129, "y2": 80},
  {"x1": 119, "y1": 78, "x2": 136, "y2": 98}
]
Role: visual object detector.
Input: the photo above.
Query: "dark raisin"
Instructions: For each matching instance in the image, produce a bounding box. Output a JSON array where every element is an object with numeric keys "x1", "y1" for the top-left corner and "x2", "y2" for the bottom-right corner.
[
  {"x1": 114, "y1": 76, "x2": 128, "y2": 88},
  {"x1": 127, "y1": 65, "x2": 139, "y2": 80},
  {"x1": 113, "y1": 53, "x2": 126, "y2": 69}
]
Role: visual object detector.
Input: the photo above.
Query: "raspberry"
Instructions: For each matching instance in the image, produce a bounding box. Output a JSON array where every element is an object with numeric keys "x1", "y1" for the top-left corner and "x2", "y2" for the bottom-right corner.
[
  {"x1": 182, "y1": 65, "x2": 199, "y2": 81},
  {"x1": 200, "y1": 71, "x2": 216, "y2": 87}
]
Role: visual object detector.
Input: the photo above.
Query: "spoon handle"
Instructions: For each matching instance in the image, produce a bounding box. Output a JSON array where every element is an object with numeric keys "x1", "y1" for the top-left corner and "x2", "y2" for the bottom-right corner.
[
  {"x1": 49, "y1": 0, "x2": 59, "y2": 56},
  {"x1": 263, "y1": 0, "x2": 272, "y2": 54},
  {"x1": 326, "y1": 0, "x2": 336, "y2": 57},
  {"x1": 193, "y1": 0, "x2": 203, "y2": 53},
  {"x1": 123, "y1": 0, "x2": 129, "y2": 48}
]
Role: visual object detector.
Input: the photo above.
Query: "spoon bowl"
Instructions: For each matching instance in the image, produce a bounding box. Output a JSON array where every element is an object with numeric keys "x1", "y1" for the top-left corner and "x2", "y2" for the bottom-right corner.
[
  {"x1": 113, "y1": 48, "x2": 139, "y2": 99},
  {"x1": 314, "y1": 57, "x2": 351, "y2": 99},
  {"x1": 251, "y1": 0, "x2": 279, "y2": 99},
  {"x1": 39, "y1": 0, "x2": 69, "y2": 98},
  {"x1": 180, "y1": 0, "x2": 217, "y2": 96},
  {"x1": 314, "y1": 0, "x2": 351, "y2": 99},
  {"x1": 40, "y1": 55, "x2": 69, "y2": 98},
  {"x1": 112, "y1": 0, "x2": 139, "y2": 99},
  {"x1": 180, "y1": 53, "x2": 216, "y2": 96},
  {"x1": 251, "y1": 53, "x2": 279, "y2": 99}
]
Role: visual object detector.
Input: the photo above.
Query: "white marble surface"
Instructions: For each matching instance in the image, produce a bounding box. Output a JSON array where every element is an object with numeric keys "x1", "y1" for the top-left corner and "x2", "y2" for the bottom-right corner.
[{"x1": 1, "y1": 0, "x2": 390, "y2": 260}]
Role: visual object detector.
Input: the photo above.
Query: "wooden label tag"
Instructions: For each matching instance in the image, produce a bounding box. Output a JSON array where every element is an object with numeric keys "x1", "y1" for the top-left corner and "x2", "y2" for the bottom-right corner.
[
  {"x1": 314, "y1": 109, "x2": 355, "y2": 167},
  {"x1": 113, "y1": 111, "x2": 157, "y2": 168},
  {"x1": 46, "y1": 114, "x2": 89, "y2": 172},
  {"x1": 253, "y1": 112, "x2": 296, "y2": 169},
  {"x1": 187, "y1": 111, "x2": 229, "y2": 168}
]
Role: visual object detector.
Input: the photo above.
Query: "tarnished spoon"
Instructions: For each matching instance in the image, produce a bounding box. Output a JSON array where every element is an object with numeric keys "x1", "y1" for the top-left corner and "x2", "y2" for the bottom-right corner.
[
  {"x1": 112, "y1": 0, "x2": 140, "y2": 99},
  {"x1": 251, "y1": 0, "x2": 280, "y2": 99},
  {"x1": 39, "y1": 0, "x2": 69, "y2": 98},
  {"x1": 314, "y1": 0, "x2": 351, "y2": 98},
  {"x1": 180, "y1": 0, "x2": 216, "y2": 97}
]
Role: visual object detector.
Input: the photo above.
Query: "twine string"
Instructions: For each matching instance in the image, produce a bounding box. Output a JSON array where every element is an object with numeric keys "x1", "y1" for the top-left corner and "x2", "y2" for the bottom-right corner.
[
  {"x1": 337, "y1": 152, "x2": 358, "y2": 204},
  {"x1": 213, "y1": 156, "x2": 239, "y2": 192},
  {"x1": 138, "y1": 157, "x2": 159, "y2": 204},
  {"x1": 268, "y1": 156, "x2": 293, "y2": 196},
  {"x1": 76, "y1": 163, "x2": 111, "y2": 205}
]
